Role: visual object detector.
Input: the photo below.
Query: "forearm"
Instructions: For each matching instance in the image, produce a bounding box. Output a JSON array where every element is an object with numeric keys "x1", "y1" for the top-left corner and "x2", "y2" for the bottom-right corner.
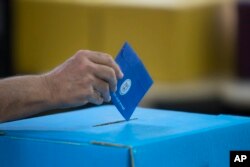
[{"x1": 0, "y1": 75, "x2": 55, "y2": 122}]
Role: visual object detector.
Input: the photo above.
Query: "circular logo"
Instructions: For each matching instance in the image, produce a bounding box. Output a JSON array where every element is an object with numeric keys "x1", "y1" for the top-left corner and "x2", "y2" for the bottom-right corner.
[{"x1": 119, "y1": 79, "x2": 132, "y2": 95}]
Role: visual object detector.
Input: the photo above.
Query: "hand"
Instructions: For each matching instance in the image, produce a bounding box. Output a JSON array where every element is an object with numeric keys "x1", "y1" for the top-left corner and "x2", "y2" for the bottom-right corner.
[{"x1": 42, "y1": 50, "x2": 123, "y2": 108}]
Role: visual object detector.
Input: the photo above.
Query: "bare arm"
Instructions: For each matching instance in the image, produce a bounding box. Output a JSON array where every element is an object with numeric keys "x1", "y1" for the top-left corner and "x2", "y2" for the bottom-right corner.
[
  {"x1": 0, "y1": 75, "x2": 54, "y2": 122},
  {"x1": 0, "y1": 50, "x2": 123, "y2": 122}
]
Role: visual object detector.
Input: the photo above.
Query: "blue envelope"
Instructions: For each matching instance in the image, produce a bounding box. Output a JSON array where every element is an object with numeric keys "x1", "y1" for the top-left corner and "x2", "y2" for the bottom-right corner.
[{"x1": 111, "y1": 42, "x2": 153, "y2": 120}]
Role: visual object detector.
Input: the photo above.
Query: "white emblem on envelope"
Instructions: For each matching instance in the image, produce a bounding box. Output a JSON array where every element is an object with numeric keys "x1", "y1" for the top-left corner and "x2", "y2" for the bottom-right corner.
[{"x1": 119, "y1": 79, "x2": 132, "y2": 95}]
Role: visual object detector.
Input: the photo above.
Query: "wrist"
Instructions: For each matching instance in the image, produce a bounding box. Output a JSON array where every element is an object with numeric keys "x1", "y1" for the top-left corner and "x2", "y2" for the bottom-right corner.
[{"x1": 39, "y1": 73, "x2": 58, "y2": 110}]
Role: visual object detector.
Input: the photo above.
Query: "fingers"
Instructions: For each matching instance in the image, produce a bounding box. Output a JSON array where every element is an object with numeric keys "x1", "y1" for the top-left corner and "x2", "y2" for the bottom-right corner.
[
  {"x1": 86, "y1": 77, "x2": 111, "y2": 105},
  {"x1": 93, "y1": 64, "x2": 117, "y2": 92},
  {"x1": 92, "y1": 78, "x2": 111, "y2": 103},
  {"x1": 87, "y1": 88, "x2": 104, "y2": 105},
  {"x1": 87, "y1": 51, "x2": 124, "y2": 79},
  {"x1": 69, "y1": 50, "x2": 124, "y2": 106}
]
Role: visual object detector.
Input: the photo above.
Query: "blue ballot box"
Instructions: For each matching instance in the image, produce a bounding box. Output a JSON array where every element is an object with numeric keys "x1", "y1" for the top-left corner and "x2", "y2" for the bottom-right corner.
[{"x1": 0, "y1": 105, "x2": 250, "y2": 167}]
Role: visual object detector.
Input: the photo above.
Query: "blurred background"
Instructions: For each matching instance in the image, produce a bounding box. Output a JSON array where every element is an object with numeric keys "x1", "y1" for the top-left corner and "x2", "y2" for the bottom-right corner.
[{"x1": 0, "y1": 0, "x2": 250, "y2": 116}]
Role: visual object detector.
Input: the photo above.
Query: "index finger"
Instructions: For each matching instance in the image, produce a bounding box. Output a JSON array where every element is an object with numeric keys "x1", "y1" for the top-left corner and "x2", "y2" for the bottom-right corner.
[{"x1": 87, "y1": 51, "x2": 124, "y2": 79}]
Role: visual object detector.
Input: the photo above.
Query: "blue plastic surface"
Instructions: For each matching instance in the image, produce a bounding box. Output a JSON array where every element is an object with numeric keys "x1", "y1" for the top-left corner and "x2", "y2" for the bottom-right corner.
[{"x1": 0, "y1": 105, "x2": 250, "y2": 167}]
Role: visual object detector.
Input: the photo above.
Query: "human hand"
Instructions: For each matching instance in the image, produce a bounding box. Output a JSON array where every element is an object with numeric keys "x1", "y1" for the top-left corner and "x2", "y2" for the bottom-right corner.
[{"x1": 42, "y1": 50, "x2": 123, "y2": 108}]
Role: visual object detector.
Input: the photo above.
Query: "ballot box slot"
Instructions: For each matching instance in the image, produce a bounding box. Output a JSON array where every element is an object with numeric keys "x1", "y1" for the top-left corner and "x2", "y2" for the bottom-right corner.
[{"x1": 93, "y1": 118, "x2": 138, "y2": 127}]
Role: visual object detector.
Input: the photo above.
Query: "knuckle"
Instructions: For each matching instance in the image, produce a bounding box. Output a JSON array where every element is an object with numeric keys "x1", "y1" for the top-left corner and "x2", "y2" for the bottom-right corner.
[
  {"x1": 73, "y1": 51, "x2": 85, "y2": 62},
  {"x1": 107, "y1": 73, "x2": 116, "y2": 89},
  {"x1": 107, "y1": 55, "x2": 113, "y2": 64},
  {"x1": 97, "y1": 98, "x2": 104, "y2": 105},
  {"x1": 101, "y1": 82, "x2": 109, "y2": 93},
  {"x1": 75, "y1": 50, "x2": 90, "y2": 61},
  {"x1": 76, "y1": 50, "x2": 88, "y2": 55},
  {"x1": 104, "y1": 83, "x2": 109, "y2": 91},
  {"x1": 109, "y1": 69, "x2": 116, "y2": 82},
  {"x1": 85, "y1": 87, "x2": 94, "y2": 97},
  {"x1": 75, "y1": 50, "x2": 84, "y2": 58},
  {"x1": 83, "y1": 62, "x2": 93, "y2": 70},
  {"x1": 102, "y1": 53, "x2": 113, "y2": 63},
  {"x1": 81, "y1": 61, "x2": 94, "y2": 73}
]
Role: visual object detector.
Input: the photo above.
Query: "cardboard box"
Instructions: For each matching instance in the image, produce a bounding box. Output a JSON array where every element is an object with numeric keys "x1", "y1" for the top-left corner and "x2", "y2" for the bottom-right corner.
[{"x1": 0, "y1": 105, "x2": 250, "y2": 167}]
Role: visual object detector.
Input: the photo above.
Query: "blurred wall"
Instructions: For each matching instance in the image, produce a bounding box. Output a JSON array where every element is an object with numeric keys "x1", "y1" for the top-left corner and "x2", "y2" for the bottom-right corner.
[{"x1": 12, "y1": 0, "x2": 232, "y2": 80}]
